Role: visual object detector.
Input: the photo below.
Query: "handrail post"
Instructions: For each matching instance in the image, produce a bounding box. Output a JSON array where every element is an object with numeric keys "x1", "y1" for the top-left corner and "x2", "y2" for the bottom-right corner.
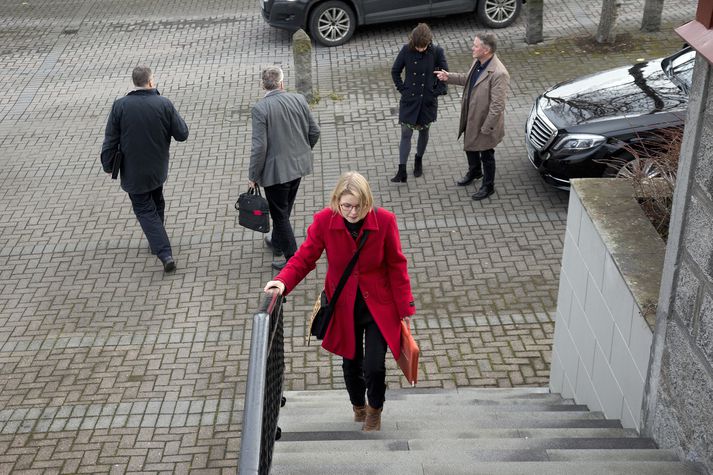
[{"x1": 238, "y1": 290, "x2": 284, "y2": 475}]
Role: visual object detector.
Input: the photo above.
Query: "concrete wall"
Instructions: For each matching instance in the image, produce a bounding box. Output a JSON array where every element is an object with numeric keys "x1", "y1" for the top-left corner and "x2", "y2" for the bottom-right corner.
[
  {"x1": 550, "y1": 179, "x2": 665, "y2": 431},
  {"x1": 643, "y1": 53, "x2": 713, "y2": 472}
]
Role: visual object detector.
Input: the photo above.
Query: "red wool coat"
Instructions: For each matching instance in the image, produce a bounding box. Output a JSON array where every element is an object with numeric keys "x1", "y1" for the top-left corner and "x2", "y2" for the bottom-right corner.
[{"x1": 275, "y1": 207, "x2": 416, "y2": 360}]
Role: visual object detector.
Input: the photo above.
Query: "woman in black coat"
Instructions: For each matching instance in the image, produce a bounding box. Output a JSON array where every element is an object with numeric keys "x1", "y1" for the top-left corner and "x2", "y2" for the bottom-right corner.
[{"x1": 390, "y1": 23, "x2": 448, "y2": 182}]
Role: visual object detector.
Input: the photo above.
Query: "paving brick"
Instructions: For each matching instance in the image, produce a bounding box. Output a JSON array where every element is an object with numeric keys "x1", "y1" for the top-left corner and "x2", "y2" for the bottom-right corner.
[{"x1": 0, "y1": 0, "x2": 696, "y2": 471}]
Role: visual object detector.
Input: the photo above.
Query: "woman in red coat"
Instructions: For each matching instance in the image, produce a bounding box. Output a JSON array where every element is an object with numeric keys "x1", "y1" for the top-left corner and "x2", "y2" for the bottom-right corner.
[{"x1": 264, "y1": 171, "x2": 416, "y2": 431}]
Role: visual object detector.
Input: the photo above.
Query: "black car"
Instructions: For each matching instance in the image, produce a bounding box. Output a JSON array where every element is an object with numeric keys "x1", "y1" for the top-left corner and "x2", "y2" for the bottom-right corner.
[
  {"x1": 261, "y1": 0, "x2": 523, "y2": 47},
  {"x1": 526, "y1": 47, "x2": 695, "y2": 190}
]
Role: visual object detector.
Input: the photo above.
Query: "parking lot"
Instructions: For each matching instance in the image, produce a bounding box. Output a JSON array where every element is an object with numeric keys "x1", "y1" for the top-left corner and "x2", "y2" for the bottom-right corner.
[{"x1": 0, "y1": 0, "x2": 696, "y2": 471}]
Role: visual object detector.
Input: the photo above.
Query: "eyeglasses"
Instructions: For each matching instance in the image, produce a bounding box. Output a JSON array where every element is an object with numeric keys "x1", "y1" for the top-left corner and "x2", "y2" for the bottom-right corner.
[{"x1": 339, "y1": 203, "x2": 361, "y2": 213}]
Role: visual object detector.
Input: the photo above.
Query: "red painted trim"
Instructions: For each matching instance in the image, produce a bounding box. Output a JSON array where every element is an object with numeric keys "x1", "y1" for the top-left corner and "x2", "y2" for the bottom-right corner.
[
  {"x1": 677, "y1": 20, "x2": 713, "y2": 65},
  {"x1": 697, "y1": 0, "x2": 713, "y2": 28}
]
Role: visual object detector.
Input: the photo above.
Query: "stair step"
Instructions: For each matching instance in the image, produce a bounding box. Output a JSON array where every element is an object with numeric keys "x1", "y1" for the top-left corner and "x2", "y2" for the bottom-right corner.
[
  {"x1": 409, "y1": 437, "x2": 657, "y2": 451},
  {"x1": 269, "y1": 390, "x2": 696, "y2": 474},
  {"x1": 270, "y1": 461, "x2": 701, "y2": 475},
  {"x1": 275, "y1": 416, "x2": 623, "y2": 433},
  {"x1": 284, "y1": 387, "x2": 558, "y2": 401},
  {"x1": 278, "y1": 410, "x2": 610, "y2": 428},
  {"x1": 279, "y1": 406, "x2": 601, "y2": 418},
  {"x1": 283, "y1": 395, "x2": 576, "y2": 404},
  {"x1": 274, "y1": 437, "x2": 657, "y2": 454},
  {"x1": 286, "y1": 387, "x2": 551, "y2": 395},
  {"x1": 278, "y1": 427, "x2": 639, "y2": 442},
  {"x1": 282, "y1": 401, "x2": 589, "y2": 414},
  {"x1": 520, "y1": 428, "x2": 638, "y2": 438},
  {"x1": 546, "y1": 449, "x2": 681, "y2": 462},
  {"x1": 280, "y1": 427, "x2": 639, "y2": 442}
]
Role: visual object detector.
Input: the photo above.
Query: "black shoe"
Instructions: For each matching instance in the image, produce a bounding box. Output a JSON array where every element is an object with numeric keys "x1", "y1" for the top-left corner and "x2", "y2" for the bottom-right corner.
[
  {"x1": 413, "y1": 155, "x2": 423, "y2": 178},
  {"x1": 271, "y1": 259, "x2": 287, "y2": 271},
  {"x1": 162, "y1": 257, "x2": 177, "y2": 273},
  {"x1": 391, "y1": 164, "x2": 407, "y2": 183},
  {"x1": 264, "y1": 235, "x2": 284, "y2": 257},
  {"x1": 471, "y1": 187, "x2": 494, "y2": 201},
  {"x1": 456, "y1": 170, "x2": 483, "y2": 186}
]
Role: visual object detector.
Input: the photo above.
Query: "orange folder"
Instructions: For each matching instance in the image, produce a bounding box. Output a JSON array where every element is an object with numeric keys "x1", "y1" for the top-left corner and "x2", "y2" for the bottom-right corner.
[{"x1": 397, "y1": 320, "x2": 420, "y2": 386}]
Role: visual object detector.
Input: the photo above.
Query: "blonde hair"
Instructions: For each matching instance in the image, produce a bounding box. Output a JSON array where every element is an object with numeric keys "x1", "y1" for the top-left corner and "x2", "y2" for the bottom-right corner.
[{"x1": 329, "y1": 171, "x2": 374, "y2": 221}]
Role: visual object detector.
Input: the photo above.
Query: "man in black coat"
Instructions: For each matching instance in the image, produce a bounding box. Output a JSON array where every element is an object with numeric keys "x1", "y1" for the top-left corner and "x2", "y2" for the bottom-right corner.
[{"x1": 101, "y1": 65, "x2": 189, "y2": 272}]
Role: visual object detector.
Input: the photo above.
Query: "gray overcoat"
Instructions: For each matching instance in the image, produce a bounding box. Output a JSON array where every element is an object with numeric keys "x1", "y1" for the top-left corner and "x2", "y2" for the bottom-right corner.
[
  {"x1": 249, "y1": 90, "x2": 320, "y2": 187},
  {"x1": 448, "y1": 54, "x2": 509, "y2": 152}
]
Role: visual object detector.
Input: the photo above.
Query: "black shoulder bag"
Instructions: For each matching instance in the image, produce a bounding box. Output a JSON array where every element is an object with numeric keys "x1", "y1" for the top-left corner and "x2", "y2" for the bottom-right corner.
[
  {"x1": 235, "y1": 185, "x2": 271, "y2": 233},
  {"x1": 309, "y1": 230, "x2": 370, "y2": 341},
  {"x1": 432, "y1": 44, "x2": 448, "y2": 96}
]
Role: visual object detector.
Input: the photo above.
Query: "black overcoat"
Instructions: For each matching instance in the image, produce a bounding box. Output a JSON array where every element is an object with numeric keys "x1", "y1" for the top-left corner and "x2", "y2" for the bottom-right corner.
[
  {"x1": 391, "y1": 43, "x2": 448, "y2": 126},
  {"x1": 101, "y1": 89, "x2": 189, "y2": 194}
]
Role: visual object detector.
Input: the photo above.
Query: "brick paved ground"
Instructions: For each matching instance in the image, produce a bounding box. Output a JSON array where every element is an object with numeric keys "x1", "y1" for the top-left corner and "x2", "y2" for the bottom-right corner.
[{"x1": 0, "y1": 0, "x2": 695, "y2": 472}]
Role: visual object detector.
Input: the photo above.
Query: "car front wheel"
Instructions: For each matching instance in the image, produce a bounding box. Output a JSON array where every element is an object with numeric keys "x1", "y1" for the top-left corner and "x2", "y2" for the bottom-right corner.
[
  {"x1": 309, "y1": 1, "x2": 356, "y2": 47},
  {"x1": 477, "y1": 0, "x2": 522, "y2": 28},
  {"x1": 615, "y1": 158, "x2": 663, "y2": 180}
]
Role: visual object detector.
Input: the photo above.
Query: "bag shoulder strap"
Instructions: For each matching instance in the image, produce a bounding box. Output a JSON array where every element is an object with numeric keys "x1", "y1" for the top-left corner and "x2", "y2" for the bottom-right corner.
[{"x1": 329, "y1": 230, "x2": 369, "y2": 307}]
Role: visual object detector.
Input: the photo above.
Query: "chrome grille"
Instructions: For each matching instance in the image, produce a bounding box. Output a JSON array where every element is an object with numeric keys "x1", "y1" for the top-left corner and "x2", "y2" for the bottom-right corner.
[{"x1": 527, "y1": 106, "x2": 557, "y2": 151}]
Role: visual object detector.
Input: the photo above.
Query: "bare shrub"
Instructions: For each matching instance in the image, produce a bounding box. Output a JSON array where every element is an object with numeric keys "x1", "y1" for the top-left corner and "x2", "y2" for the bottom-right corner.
[{"x1": 597, "y1": 126, "x2": 683, "y2": 241}]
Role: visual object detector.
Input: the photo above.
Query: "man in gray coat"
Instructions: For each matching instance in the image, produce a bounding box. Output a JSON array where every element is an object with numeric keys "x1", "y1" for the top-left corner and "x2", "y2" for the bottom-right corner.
[
  {"x1": 248, "y1": 66, "x2": 320, "y2": 270},
  {"x1": 101, "y1": 65, "x2": 189, "y2": 272},
  {"x1": 435, "y1": 33, "x2": 509, "y2": 200}
]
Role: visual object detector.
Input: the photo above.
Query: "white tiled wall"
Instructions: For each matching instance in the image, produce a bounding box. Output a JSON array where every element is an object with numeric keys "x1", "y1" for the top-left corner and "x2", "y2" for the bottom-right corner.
[{"x1": 549, "y1": 189, "x2": 652, "y2": 432}]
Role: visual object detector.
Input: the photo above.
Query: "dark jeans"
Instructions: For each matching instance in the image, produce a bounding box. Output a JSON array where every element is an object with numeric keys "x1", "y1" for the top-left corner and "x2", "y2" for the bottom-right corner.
[
  {"x1": 264, "y1": 178, "x2": 301, "y2": 259},
  {"x1": 128, "y1": 186, "x2": 172, "y2": 261},
  {"x1": 466, "y1": 149, "x2": 495, "y2": 190},
  {"x1": 343, "y1": 293, "x2": 388, "y2": 409}
]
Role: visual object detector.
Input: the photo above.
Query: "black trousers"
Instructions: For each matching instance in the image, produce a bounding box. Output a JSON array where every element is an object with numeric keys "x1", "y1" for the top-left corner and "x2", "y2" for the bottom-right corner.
[
  {"x1": 466, "y1": 148, "x2": 495, "y2": 190},
  {"x1": 342, "y1": 291, "x2": 388, "y2": 409},
  {"x1": 264, "y1": 178, "x2": 301, "y2": 259},
  {"x1": 128, "y1": 186, "x2": 172, "y2": 261}
]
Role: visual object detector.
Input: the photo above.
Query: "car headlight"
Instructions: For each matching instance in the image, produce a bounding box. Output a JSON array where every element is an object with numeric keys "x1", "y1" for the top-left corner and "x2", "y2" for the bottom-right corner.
[{"x1": 553, "y1": 134, "x2": 606, "y2": 152}]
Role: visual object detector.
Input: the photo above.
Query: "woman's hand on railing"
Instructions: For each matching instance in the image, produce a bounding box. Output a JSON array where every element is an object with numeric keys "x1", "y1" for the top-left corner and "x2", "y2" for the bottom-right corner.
[{"x1": 264, "y1": 280, "x2": 285, "y2": 294}]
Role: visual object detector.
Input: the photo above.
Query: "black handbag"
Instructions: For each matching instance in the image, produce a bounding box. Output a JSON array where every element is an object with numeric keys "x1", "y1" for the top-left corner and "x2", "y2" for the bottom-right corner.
[
  {"x1": 309, "y1": 231, "x2": 369, "y2": 341},
  {"x1": 434, "y1": 79, "x2": 448, "y2": 96},
  {"x1": 432, "y1": 43, "x2": 448, "y2": 96},
  {"x1": 235, "y1": 185, "x2": 270, "y2": 233},
  {"x1": 101, "y1": 145, "x2": 123, "y2": 180}
]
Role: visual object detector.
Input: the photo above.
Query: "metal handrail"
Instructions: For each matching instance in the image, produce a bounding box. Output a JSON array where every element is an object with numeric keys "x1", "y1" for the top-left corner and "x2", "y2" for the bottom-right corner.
[{"x1": 238, "y1": 290, "x2": 285, "y2": 475}]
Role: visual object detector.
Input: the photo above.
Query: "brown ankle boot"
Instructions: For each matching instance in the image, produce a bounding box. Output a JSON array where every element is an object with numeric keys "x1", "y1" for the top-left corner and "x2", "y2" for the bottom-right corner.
[
  {"x1": 352, "y1": 405, "x2": 366, "y2": 422},
  {"x1": 362, "y1": 405, "x2": 382, "y2": 432}
]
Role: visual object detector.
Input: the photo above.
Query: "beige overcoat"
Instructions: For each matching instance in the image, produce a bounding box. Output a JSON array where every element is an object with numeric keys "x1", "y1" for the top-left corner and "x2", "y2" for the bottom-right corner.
[{"x1": 447, "y1": 54, "x2": 510, "y2": 151}]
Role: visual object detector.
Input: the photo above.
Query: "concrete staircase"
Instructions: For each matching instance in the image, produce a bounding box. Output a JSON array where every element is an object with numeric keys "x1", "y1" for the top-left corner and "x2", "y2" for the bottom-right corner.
[{"x1": 270, "y1": 387, "x2": 702, "y2": 474}]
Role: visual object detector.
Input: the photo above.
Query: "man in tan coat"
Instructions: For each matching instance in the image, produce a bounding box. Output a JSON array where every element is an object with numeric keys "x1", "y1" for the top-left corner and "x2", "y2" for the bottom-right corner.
[{"x1": 435, "y1": 33, "x2": 509, "y2": 200}]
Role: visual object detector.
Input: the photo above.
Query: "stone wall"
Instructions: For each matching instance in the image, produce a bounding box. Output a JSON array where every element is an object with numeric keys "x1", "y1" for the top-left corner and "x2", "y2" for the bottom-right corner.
[{"x1": 644, "y1": 53, "x2": 713, "y2": 472}]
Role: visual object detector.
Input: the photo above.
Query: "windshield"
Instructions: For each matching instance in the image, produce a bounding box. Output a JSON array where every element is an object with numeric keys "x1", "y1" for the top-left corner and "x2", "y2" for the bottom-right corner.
[{"x1": 662, "y1": 47, "x2": 696, "y2": 94}]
